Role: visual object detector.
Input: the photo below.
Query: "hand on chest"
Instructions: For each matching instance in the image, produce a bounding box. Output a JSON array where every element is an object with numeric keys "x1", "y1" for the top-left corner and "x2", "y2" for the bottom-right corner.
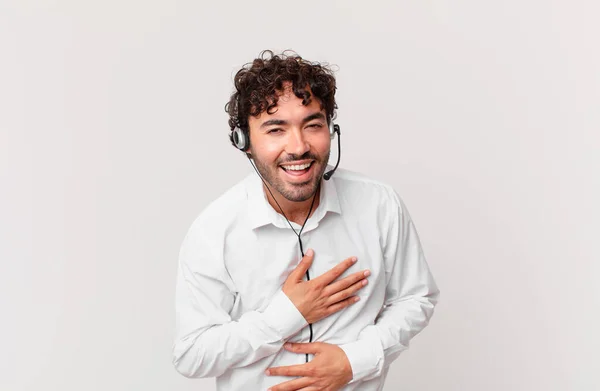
[{"x1": 225, "y1": 226, "x2": 385, "y2": 314}]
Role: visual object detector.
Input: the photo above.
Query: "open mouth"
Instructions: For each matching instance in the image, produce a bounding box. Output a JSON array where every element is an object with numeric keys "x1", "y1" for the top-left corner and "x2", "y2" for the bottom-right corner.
[{"x1": 279, "y1": 161, "x2": 314, "y2": 178}]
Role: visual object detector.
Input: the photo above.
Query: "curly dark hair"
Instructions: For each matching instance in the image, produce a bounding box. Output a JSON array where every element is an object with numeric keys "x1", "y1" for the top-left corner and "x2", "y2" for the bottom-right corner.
[{"x1": 225, "y1": 50, "x2": 338, "y2": 147}]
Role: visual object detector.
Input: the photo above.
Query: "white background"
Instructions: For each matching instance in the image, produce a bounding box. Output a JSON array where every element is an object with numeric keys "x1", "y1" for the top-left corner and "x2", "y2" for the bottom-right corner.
[{"x1": 1, "y1": 1, "x2": 598, "y2": 390}]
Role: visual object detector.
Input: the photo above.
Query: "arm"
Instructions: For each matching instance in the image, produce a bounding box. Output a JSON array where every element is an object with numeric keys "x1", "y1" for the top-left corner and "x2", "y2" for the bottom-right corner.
[
  {"x1": 172, "y1": 221, "x2": 307, "y2": 378},
  {"x1": 339, "y1": 190, "x2": 440, "y2": 383}
]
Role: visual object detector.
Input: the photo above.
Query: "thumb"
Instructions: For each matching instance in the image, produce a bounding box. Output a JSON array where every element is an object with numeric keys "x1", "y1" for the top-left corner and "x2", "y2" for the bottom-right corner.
[
  {"x1": 284, "y1": 342, "x2": 322, "y2": 354},
  {"x1": 291, "y1": 249, "x2": 314, "y2": 279}
]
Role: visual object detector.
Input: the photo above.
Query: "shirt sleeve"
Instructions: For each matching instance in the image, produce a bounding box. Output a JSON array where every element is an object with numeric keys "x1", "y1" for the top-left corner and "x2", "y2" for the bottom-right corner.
[
  {"x1": 339, "y1": 189, "x2": 440, "y2": 383},
  {"x1": 172, "y1": 219, "x2": 307, "y2": 378}
]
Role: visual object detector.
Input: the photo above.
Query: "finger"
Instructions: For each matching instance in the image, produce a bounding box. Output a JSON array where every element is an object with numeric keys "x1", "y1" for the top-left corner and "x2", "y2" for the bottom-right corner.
[
  {"x1": 284, "y1": 342, "x2": 323, "y2": 354},
  {"x1": 323, "y1": 269, "x2": 370, "y2": 296},
  {"x1": 290, "y1": 249, "x2": 314, "y2": 281},
  {"x1": 267, "y1": 363, "x2": 310, "y2": 377},
  {"x1": 325, "y1": 295, "x2": 360, "y2": 316},
  {"x1": 313, "y1": 256, "x2": 357, "y2": 286},
  {"x1": 268, "y1": 376, "x2": 313, "y2": 391},
  {"x1": 326, "y1": 277, "x2": 368, "y2": 305}
]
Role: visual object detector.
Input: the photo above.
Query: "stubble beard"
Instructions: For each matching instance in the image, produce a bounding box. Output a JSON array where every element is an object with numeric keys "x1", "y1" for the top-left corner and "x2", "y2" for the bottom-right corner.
[{"x1": 253, "y1": 151, "x2": 330, "y2": 202}]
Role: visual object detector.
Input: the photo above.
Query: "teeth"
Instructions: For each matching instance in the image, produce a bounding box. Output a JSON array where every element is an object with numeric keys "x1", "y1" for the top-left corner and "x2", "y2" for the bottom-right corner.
[{"x1": 282, "y1": 162, "x2": 311, "y2": 171}]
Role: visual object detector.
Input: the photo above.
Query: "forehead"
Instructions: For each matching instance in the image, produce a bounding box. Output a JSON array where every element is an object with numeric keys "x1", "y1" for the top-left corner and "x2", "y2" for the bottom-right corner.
[{"x1": 253, "y1": 85, "x2": 324, "y2": 123}]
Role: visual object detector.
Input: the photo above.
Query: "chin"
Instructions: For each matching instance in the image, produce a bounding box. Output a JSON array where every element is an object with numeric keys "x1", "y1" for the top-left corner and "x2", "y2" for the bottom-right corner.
[
  {"x1": 255, "y1": 158, "x2": 325, "y2": 202},
  {"x1": 281, "y1": 175, "x2": 322, "y2": 202}
]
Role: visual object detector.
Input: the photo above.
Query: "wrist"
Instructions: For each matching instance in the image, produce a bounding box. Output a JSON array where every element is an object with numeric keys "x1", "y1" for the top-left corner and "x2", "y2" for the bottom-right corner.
[
  {"x1": 338, "y1": 337, "x2": 383, "y2": 383},
  {"x1": 339, "y1": 347, "x2": 353, "y2": 383},
  {"x1": 282, "y1": 289, "x2": 312, "y2": 323},
  {"x1": 263, "y1": 290, "x2": 307, "y2": 339}
]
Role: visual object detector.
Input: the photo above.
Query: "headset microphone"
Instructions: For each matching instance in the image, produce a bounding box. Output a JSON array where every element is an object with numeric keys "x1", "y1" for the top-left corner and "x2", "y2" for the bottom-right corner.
[{"x1": 323, "y1": 124, "x2": 341, "y2": 181}]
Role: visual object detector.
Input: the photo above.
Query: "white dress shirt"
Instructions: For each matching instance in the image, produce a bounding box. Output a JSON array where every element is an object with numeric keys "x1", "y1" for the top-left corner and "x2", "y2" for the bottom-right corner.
[{"x1": 172, "y1": 167, "x2": 439, "y2": 390}]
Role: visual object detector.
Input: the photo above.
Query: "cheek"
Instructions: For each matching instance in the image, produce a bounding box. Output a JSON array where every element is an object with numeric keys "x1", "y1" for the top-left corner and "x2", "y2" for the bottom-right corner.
[
  {"x1": 252, "y1": 142, "x2": 284, "y2": 165},
  {"x1": 313, "y1": 137, "x2": 331, "y2": 157}
]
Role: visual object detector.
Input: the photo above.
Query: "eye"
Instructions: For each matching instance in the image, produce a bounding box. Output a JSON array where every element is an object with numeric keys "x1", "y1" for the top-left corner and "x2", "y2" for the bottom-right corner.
[
  {"x1": 267, "y1": 128, "x2": 283, "y2": 134},
  {"x1": 307, "y1": 123, "x2": 324, "y2": 129}
]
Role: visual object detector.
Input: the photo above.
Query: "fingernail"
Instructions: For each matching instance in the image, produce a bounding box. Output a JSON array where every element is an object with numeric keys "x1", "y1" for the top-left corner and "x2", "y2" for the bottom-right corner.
[
  {"x1": 265, "y1": 369, "x2": 271, "y2": 376},
  {"x1": 364, "y1": 270, "x2": 371, "y2": 276},
  {"x1": 351, "y1": 257, "x2": 357, "y2": 263},
  {"x1": 284, "y1": 343, "x2": 292, "y2": 348},
  {"x1": 307, "y1": 249, "x2": 313, "y2": 256},
  {"x1": 354, "y1": 296, "x2": 361, "y2": 302},
  {"x1": 362, "y1": 279, "x2": 368, "y2": 286}
]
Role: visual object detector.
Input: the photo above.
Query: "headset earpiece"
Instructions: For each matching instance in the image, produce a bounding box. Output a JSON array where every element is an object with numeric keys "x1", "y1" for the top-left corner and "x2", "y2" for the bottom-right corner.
[
  {"x1": 232, "y1": 127, "x2": 250, "y2": 151},
  {"x1": 234, "y1": 120, "x2": 336, "y2": 152},
  {"x1": 329, "y1": 120, "x2": 336, "y2": 139}
]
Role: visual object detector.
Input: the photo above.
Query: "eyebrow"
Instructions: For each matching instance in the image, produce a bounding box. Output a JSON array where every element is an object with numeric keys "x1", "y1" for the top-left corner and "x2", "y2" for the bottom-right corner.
[{"x1": 260, "y1": 112, "x2": 326, "y2": 129}]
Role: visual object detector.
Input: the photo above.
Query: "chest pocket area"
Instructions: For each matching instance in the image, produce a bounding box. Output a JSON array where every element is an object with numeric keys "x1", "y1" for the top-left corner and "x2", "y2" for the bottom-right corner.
[
  {"x1": 311, "y1": 249, "x2": 384, "y2": 306},
  {"x1": 308, "y1": 253, "x2": 357, "y2": 286}
]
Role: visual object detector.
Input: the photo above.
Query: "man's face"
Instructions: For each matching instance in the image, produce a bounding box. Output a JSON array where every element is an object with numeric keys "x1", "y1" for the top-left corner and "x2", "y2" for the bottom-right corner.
[{"x1": 247, "y1": 85, "x2": 331, "y2": 202}]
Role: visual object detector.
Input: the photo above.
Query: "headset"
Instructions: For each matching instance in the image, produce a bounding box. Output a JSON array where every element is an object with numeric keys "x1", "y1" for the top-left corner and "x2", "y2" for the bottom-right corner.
[
  {"x1": 230, "y1": 119, "x2": 341, "y2": 181},
  {"x1": 229, "y1": 117, "x2": 342, "y2": 363}
]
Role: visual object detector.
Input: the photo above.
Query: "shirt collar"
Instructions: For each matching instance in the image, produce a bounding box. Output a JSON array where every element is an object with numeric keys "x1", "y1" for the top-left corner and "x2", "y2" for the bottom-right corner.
[{"x1": 245, "y1": 167, "x2": 342, "y2": 230}]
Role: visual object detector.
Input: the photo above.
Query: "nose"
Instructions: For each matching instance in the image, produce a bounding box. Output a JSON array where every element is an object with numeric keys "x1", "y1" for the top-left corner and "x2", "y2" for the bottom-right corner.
[{"x1": 285, "y1": 128, "x2": 310, "y2": 157}]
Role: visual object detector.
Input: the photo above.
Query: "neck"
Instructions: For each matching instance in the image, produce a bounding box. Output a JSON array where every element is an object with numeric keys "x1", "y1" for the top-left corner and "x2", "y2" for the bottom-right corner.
[{"x1": 263, "y1": 183, "x2": 321, "y2": 225}]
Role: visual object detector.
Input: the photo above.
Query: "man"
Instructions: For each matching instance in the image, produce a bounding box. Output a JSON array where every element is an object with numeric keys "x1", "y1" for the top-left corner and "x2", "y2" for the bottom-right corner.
[{"x1": 172, "y1": 50, "x2": 439, "y2": 391}]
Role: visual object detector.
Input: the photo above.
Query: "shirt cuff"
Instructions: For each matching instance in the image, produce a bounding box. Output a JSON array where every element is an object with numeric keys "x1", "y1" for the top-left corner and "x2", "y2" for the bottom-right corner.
[
  {"x1": 339, "y1": 338, "x2": 383, "y2": 383},
  {"x1": 262, "y1": 290, "x2": 307, "y2": 339}
]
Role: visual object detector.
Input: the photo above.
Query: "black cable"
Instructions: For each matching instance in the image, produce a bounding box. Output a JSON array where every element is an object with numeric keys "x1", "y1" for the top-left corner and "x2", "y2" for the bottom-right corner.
[{"x1": 247, "y1": 157, "x2": 319, "y2": 363}]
